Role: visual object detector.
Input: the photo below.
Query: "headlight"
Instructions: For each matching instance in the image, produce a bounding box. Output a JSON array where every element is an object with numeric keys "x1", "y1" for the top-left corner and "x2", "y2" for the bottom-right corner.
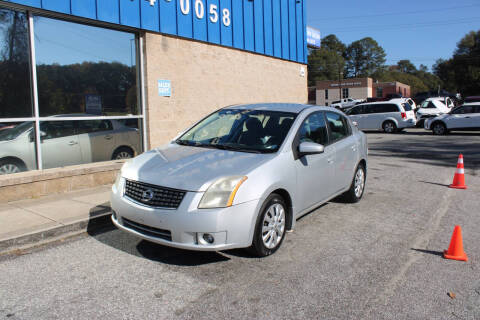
[{"x1": 198, "y1": 176, "x2": 248, "y2": 209}]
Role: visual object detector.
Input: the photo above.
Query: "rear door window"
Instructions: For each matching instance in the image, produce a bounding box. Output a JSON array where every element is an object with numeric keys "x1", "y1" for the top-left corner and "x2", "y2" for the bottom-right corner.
[
  {"x1": 402, "y1": 103, "x2": 412, "y2": 111},
  {"x1": 325, "y1": 112, "x2": 350, "y2": 143},
  {"x1": 348, "y1": 106, "x2": 363, "y2": 115}
]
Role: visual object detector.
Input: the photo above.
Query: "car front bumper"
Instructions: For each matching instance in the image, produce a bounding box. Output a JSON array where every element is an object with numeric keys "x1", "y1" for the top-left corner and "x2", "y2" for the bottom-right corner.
[{"x1": 110, "y1": 182, "x2": 261, "y2": 251}]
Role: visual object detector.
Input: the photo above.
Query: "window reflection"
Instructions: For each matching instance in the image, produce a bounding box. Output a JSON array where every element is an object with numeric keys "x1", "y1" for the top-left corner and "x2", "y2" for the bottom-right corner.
[
  {"x1": 0, "y1": 8, "x2": 32, "y2": 118},
  {"x1": 34, "y1": 17, "x2": 138, "y2": 117},
  {"x1": 0, "y1": 121, "x2": 37, "y2": 174},
  {"x1": 40, "y1": 119, "x2": 142, "y2": 169}
]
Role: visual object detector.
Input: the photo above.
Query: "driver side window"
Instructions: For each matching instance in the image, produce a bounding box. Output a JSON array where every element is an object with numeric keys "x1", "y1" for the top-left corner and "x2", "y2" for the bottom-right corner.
[{"x1": 298, "y1": 112, "x2": 328, "y2": 145}]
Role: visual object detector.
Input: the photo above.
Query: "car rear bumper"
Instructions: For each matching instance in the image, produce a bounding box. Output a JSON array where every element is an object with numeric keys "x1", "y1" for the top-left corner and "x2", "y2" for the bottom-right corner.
[
  {"x1": 398, "y1": 118, "x2": 417, "y2": 128},
  {"x1": 110, "y1": 185, "x2": 261, "y2": 251}
]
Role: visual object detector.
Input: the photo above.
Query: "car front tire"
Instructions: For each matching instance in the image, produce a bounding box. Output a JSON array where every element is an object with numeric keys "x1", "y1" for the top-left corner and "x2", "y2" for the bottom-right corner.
[
  {"x1": 248, "y1": 194, "x2": 287, "y2": 257},
  {"x1": 432, "y1": 122, "x2": 447, "y2": 135}
]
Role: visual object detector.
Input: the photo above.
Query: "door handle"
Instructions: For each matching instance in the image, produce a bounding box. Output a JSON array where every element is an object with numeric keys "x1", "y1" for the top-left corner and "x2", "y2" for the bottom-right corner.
[
  {"x1": 465, "y1": 116, "x2": 470, "y2": 119},
  {"x1": 68, "y1": 141, "x2": 78, "y2": 145},
  {"x1": 327, "y1": 158, "x2": 334, "y2": 164},
  {"x1": 351, "y1": 146, "x2": 357, "y2": 152},
  {"x1": 104, "y1": 135, "x2": 113, "y2": 140}
]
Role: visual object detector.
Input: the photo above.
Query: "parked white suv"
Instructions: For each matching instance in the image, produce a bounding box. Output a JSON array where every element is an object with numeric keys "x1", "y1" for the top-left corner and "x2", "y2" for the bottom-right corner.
[
  {"x1": 424, "y1": 103, "x2": 480, "y2": 135},
  {"x1": 331, "y1": 98, "x2": 364, "y2": 110},
  {"x1": 346, "y1": 101, "x2": 416, "y2": 133},
  {"x1": 415, "y1": 98, "x2": 450, "y2": 127}
]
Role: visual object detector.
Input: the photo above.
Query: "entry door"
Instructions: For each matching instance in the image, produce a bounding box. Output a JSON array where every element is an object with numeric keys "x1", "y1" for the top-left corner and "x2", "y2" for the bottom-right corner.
[
  {"x1": 294, "y1": 112, "x2": 336, "y2": 213},
  {"x1": 40, "y1": 121, "x2": 82, "y2": 169},
  {"x1": 325, "y1": 111, "x2": 357, "y2": 192},
  {"x1": 447, "y1": 106, "x2": 475, "y2": 129}
]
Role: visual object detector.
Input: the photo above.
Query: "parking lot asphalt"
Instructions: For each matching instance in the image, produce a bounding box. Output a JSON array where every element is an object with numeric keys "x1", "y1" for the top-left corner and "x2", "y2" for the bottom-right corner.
[{"x1": 0, "y1": 128, "x2": 479, "y2": 320}]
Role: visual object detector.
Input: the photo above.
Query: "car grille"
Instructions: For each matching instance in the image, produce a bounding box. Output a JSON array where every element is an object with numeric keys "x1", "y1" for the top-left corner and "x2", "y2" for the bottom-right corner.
[
  {"x1": 124, "y1": 179, "x2": 186, "y2": 209},
  {"x1": 122, "y1": 217, "x2": 172, "y2": 241}
]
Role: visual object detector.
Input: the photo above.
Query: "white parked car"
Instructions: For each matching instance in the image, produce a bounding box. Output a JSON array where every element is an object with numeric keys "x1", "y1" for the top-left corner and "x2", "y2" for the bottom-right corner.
[
  {"x1": 0, "y1": 119, "x2": 141, "y2": 175},
  {"x1": 346, "y1": 101, "x2": 416, "y2": 133},
  {"x1": 424, "y1": 103, "x2": 480, "y2": 135},
  {"x1": 331, "y1": 98, "x2": 364, "y2": 110},
  {"x1": 415, "y1": 98, "x2": 451, "y2": 127}
]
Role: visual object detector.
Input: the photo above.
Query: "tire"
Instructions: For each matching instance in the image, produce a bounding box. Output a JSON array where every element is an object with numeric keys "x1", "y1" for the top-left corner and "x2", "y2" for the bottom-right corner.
[
  {"x1": 112, "y1": 147, "x2": 134, "y2": 160},
  {"x1": 432, "y1": 122, "x2": 447, "y2": 135},
  {"x1": 0, "y1": 158, "x2": 26, "y2": 175},
  {"x1": 382, "y1": 121, "x2": 397, "y2": 134},
  {"x1": 248, "y1": 194, "x2": 287, "y2": 257},
  {"x1": 341, "y1": 163, "x2": 366, "y2": 203}
]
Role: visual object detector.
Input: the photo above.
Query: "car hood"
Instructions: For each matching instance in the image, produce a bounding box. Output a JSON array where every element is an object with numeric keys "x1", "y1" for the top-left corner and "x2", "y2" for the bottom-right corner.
[{"x1": 121, "y1": 143, "x2": 275, "y2": 192}]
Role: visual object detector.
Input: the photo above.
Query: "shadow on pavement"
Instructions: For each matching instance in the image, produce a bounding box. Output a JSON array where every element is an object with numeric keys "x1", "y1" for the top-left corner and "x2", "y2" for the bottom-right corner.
[
  {"x1": 86, "y1": 206, "x2": 231, "y2": 266},
  {"x1": 411, "y1": 248, "x2": 444, "y2": 257},
  {"x1": 419, "y1": 180, "x2": 450, "y2": 188},
  {"x1": 368, "y1": 138, "x2": 480, "y2": 169}
]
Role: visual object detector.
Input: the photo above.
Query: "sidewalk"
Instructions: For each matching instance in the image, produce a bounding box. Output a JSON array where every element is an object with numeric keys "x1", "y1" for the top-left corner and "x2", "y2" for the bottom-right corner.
[{"x1": 0, "y1": 185, "x2": 113, "y2": 254}]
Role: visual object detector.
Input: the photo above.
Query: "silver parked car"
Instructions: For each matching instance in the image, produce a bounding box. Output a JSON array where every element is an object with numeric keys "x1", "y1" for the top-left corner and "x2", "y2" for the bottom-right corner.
[
  {"x1": 0, "y1": 119, "x2": 141, "y2": 174},
  {"x1": 111, "y1": 104, "x2": 368, "y2": 256},
  {"x1": 346, "y1": 101, "x2": 416, "y2": 133}
]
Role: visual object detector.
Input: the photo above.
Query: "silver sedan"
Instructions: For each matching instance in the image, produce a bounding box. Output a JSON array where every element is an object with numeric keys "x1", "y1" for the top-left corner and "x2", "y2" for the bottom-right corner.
[{"x1": 111, "y1": 104, "x2": 368, "y2": 256}]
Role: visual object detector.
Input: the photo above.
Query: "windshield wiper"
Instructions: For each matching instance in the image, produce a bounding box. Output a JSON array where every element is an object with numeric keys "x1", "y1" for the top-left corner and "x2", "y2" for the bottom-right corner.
[{"x1": 215, "y1": 144, "x2": 263, "y2": 154}]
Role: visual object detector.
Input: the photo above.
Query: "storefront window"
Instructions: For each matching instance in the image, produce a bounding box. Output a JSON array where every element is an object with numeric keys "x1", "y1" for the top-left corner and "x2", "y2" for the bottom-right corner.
[
  {"x1": 34, "y1": 17, "x2": 139, "y2": 117},
  {"x1": 39, "y1": 119, "x2": 142, "y2": 169},
  {"x1": 0, "y1": 6, "x2": 144, "y2": 176},
  {"x1": 0, "y1": 8, "x2": 32, "y2": 118}
]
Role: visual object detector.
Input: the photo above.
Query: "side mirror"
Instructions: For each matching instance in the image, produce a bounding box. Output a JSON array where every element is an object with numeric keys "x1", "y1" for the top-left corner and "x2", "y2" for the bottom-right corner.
[{"x1": 298, "y1": 142, "x2": 324, "y2": 157}]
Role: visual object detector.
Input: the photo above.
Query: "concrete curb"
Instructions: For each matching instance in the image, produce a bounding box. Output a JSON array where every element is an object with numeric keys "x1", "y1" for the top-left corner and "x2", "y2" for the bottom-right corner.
[{"x1": 0, "y1": 212, "x2": 113, "y2": 255}]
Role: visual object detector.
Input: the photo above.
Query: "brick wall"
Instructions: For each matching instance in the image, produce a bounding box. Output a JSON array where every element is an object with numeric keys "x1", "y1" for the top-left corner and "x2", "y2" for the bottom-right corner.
[{"x1": 143, "y1": 33, "x2": 308, "y2": 148}]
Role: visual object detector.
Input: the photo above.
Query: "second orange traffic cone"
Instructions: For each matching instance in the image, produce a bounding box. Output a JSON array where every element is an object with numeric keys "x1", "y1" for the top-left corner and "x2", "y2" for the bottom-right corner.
[
  {"x1": 449, "y1": 154, "x2": 467, "y2": 189},
  {"x1": 444, "y1": 225, "x2": 468, "y2": 261}
]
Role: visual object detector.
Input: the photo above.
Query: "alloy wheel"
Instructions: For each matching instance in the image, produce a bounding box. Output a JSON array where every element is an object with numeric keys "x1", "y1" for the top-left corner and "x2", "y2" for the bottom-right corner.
[
  {"x1": 384, "y1": 122, "x2": 395, "y2": 133},
  {"x1": 0, "y1": 163, "x2": 21, "y2": 175},
  {"x1": 115, "y1": 151, "x2": 132, "y2": 159},
  {"x1": 262, "y1": 203, "x2": 286, "y2": 249},
  {"x1": 354, "y1": 167, "x2": 365, "y2": 198},
  {"x1": 433, "y1": 123, "x2": 446, "y2": 135}
]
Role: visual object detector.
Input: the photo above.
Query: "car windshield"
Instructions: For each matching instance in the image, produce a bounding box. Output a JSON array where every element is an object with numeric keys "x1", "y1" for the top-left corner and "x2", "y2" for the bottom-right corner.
[
  {"x1": 176, "y1": 109, "x2": 297, "y2": 153},
  {"x1": 0, "y1": 122, "x2": 33, "y2": 141}
]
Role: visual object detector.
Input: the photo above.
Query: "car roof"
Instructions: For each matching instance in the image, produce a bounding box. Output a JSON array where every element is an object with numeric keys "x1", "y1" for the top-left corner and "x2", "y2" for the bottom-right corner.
[
  {"x1": 356, "y1": 101, "x2": 400, "y2": 106},
  {"x1": 463, "y1": 102, "x2": 480, "y2": 106},
  {"x1": 225, "y1": 103, "x2": 335, "y2": 114}
]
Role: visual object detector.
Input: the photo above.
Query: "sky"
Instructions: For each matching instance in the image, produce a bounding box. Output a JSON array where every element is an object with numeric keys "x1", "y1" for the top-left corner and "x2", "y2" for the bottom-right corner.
[{"x1": 305, "y1": 0, "x2": 480, "y2": 71}]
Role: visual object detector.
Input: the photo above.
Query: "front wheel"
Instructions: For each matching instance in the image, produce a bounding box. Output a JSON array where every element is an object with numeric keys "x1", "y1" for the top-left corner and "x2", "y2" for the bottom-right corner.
[
  {"x1": 432, "y1": 122, "x2": 447, "y2": 135},
  {"x1": 248, "y1": 194, "x2": 287, "y2": 257},
  {"x1": 341, "y1": 163, "x2": 366, "y2": 203}
]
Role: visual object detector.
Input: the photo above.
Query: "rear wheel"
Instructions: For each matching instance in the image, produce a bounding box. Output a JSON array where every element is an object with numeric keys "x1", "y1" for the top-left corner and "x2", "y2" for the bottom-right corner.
[
  {"x1": 112, "y1": 147, "x2": 134, "y2": 160},
  {"x1": 432, "y1": 122, "x2": 447, "y2": 135},
  {"x1": 0, "y1": 159, "x2": 25, "y2": 175},
  {"x1": 341, "y1": 163, "x2": 366, "y2": 203},
  {"x1": 248, "y1": 194, "x2": 287, "y2": 257},
  {"x1": 382, "y1": 121, "x2": 396, "y2": 133}
]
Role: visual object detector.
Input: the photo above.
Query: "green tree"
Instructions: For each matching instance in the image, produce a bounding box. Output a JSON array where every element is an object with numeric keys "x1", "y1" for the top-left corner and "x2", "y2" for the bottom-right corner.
[
  {"x1": 345, "y1": 37, "x2": 386, "y2": 77},
  {"x1": 396, "y1": 60, "x2": 417, "y2": 74},
  {"x1": 434, "y1": 30, "x2": 480, "y2": 96},
  {"x1": 307, "y1": 35, "x2": 346, "y2": 86}
]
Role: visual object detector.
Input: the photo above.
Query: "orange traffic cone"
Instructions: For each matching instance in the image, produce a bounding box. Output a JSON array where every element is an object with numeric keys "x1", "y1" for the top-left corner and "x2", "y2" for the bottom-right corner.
[
  {"x1": 449, "y1": 154, "x2": 467, "y2": 189},
  {"x1": 444, "y1": 225, "x2": 468, "y2": 261}
]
